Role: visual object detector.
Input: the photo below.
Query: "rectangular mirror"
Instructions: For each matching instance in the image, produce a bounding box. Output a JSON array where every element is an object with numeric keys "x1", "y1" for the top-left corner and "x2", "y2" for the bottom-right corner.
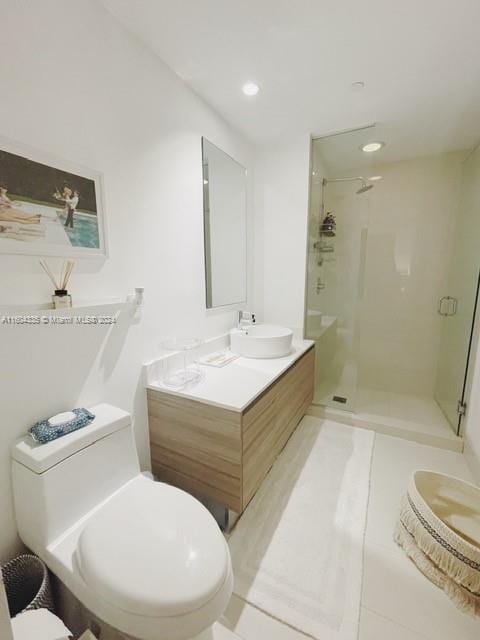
[{"x1": 202, "y1": 138, "x2": 247, "y2": 308}]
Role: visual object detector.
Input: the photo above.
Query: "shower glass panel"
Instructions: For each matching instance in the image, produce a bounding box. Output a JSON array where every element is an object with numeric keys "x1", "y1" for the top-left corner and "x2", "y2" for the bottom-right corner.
[
  {"x1": 435, "y1": 145, "x2": 480, "y2": 434},
  {"x1": 305, "y1": 128, "x2": 374, "y2": 411},
  {"x1": 306, "y1": 125, "x2": 479, "y2": 438}
]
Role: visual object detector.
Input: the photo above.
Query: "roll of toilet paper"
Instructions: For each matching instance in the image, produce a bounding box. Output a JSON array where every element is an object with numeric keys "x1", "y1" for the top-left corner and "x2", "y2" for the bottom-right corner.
[
  {"x1": 0, "y1": 577, "x2": 13, "y2": 640},
  {"x1": 11, "y1": 609, "x2": 72, "y2": 640}
]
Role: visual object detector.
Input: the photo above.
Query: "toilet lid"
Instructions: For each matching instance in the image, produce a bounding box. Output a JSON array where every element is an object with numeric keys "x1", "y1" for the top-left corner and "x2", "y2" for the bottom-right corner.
[{"x1": 76, "y1": 477, "x2": 229, "y2": 618}]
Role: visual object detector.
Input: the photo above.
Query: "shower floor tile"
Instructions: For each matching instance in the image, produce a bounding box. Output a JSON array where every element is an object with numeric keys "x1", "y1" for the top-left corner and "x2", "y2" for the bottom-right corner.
[
  {"x1": 356, "y1": 387, "x2": 454, "y2": 435},
  {"x1": 309, "y1": 388, "x2": 462, "y2": 451}
]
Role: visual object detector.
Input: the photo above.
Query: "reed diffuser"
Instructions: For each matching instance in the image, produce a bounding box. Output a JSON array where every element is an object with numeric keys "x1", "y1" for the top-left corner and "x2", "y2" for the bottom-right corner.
[{"x1": 39, "y1": 260, "x2": 75, "y2": 309}]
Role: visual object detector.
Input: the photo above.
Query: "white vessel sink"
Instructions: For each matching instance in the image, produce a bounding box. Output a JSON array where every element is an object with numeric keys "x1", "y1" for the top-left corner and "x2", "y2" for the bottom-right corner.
[{"x1": 230, "y1": 324, "x2": 293, "y2": 359}]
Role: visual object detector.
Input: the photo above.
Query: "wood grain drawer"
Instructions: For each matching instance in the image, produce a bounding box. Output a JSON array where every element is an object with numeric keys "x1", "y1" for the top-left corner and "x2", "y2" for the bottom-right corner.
[
  {"x1": 242, "y1": 348, "x2": 314, "y2": 508},
  {"x1": 147, "y1": 345, "x2": 314, "y2": 514},
  {"x1": 147, "y1": 390, "x2": 242, "y2": 510}
]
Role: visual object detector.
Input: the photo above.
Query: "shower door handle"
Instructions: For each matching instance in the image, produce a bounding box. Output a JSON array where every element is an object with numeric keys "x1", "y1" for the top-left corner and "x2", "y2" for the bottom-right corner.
[
  {"x1": 438, "y1": 297, "x2": 447, "y2": 315},
  {"x1": 438, "y1": 296, "x2": 457, "y2": 316}
]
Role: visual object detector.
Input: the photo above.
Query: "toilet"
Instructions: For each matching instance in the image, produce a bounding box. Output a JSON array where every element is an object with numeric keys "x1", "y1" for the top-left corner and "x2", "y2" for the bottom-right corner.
[{"x1": 11, "y1": 404, "x2": 233, "y2": 640}]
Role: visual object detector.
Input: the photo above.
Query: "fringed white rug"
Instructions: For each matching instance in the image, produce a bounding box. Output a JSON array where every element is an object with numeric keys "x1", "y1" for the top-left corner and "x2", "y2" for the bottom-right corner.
[{"x1": 228, "y1": 417, "x2": 374, "y2": 640}]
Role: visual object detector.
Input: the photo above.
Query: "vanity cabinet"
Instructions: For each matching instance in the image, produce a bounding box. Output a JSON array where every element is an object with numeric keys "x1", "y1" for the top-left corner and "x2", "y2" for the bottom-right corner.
[{"x1": 147, "y1": 346, "x2": 314, "y2": 513}]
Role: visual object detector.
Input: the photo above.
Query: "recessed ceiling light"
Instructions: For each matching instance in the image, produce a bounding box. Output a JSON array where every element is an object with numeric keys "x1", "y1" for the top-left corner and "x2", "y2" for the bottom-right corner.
[
  {"x1": 242, "y1": 82, "x2": 260, "y2": 96},
  {"x1": 351, "y1": 81, "x2": 365, "y2": 91},
  {"x1": 368, "y1": 175, "x2": 383, "y2": 181},
  {"x1": 360, "y1": 141, "x2": 385, "y2": 153}
]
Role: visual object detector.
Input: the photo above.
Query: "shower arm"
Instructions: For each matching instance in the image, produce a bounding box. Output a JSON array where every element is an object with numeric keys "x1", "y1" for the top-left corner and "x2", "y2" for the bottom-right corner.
[
  {"x1": 323, "y1": 176, "x2": 366, "y2": 186},
  {"x1": 323, "y1": 175, "x2": 373, "y2": 195}
]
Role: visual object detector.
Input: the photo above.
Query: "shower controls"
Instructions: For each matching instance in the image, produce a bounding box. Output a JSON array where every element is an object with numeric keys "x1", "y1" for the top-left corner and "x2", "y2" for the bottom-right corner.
[{"x1": 316, "y1": 278, "x2": 325, "y2": 293}]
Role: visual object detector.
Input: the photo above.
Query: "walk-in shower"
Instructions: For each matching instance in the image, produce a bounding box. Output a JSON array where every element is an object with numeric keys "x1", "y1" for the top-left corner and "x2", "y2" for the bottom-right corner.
[{"x1": 305, "y1": 125, "x2": 480, "y2": 443}]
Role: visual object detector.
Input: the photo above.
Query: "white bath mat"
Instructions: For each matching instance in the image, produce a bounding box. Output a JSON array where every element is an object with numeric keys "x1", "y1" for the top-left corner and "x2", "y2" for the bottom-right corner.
[{"x1": 228, "y1": 417, "x2": 374, "y2": 640}]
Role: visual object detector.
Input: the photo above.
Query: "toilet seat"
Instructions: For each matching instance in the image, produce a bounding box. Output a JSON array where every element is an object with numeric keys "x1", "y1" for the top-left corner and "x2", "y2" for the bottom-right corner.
[{"x1": 76, "y1": 476, "x2": 230, "y2": 619}]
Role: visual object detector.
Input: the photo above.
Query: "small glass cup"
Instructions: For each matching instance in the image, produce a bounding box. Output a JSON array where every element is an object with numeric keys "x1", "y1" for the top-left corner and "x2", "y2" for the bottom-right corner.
[{"x1": 161, "y1": 338, "x2": 203, "y2": 389}]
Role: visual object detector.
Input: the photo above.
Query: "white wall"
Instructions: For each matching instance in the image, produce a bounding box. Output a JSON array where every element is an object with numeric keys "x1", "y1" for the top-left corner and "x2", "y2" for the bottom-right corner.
[
  {"x1": 255, "y1": 135, "x2": 311, "y2": 332},
  {"x1": 0, "y1": 0, "x2": 254, "y2": 562}
]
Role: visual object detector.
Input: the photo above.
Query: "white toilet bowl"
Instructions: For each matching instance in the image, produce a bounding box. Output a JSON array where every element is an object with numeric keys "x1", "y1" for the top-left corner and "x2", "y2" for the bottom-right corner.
[{"x1": 11, "y1": 404, "x2": 233, "y2": 640}]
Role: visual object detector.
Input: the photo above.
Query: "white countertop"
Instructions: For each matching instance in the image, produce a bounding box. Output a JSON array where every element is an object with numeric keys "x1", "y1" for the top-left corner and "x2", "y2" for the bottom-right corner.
[{"x1": 146, "y1": 339, "x2": 314, "y2": 412}]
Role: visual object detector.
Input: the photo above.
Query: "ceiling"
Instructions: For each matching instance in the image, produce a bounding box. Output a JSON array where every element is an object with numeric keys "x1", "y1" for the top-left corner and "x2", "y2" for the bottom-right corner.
[
  {"x1": 311, "y1": 123, "x2": 470, "y2": 175},
  {"x1": 102, "y1": 0, "x2": 480, "y2": 158}
]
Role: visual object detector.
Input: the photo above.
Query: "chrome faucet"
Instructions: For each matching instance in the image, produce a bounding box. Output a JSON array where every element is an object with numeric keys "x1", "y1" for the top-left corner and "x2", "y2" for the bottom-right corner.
[{"x1": 237, "y1": 310, "x2": 256, "y2": 330}]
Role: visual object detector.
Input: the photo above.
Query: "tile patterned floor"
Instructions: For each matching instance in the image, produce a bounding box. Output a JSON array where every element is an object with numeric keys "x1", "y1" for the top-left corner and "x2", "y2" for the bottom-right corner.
[{"x1": 219, "y1": 420, "x2": 480, "y2": 640}]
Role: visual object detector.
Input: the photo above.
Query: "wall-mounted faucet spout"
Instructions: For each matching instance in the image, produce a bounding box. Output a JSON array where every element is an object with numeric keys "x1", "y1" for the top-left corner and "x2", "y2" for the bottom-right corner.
[{"x1": 237, "y1": 310, "x2": 256, "y2": 330}]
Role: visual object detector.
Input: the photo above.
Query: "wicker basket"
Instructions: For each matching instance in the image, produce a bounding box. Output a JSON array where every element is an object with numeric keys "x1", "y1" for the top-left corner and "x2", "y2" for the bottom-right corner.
[
  {"x1": 395, "y1": 470, "x2": 480, "y2": 617},
  {"x1": 1, "y1": 554, "x2": 54, "y2": 617}
]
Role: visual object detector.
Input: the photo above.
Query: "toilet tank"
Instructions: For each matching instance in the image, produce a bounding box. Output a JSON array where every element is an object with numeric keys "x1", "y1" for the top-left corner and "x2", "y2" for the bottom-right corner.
[{"x1": 11, "y1": 404, "x2": 140, "y2": 554}]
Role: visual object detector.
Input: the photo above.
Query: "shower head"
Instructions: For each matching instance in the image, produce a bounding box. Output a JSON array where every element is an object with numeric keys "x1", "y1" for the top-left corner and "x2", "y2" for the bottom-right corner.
[
  {"x1": 356, "y1": 183, "x2": 374, "y2": 194},
  {"x1": 323, "y1": 176, "x2": 374, "y2": 195}
]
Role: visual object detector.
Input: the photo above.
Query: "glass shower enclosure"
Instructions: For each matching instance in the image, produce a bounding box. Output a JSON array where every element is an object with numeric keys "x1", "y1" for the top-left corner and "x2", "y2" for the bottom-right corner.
[
  {"x1": 435, "y1": 144, "x2": 480, "y2": 434},
  {"x1": 305, "y1": 127, "x2": 480, "y2": 436}
]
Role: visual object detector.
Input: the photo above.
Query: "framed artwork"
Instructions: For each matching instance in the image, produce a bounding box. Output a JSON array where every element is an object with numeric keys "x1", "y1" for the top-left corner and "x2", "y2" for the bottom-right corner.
[{"x1": 0, "y1": 137, "x2": 107, "y2": 258}]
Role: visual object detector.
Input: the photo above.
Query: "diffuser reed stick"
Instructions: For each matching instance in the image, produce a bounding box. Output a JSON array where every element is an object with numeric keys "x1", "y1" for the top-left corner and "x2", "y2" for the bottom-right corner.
[
  {"x1": 39, "y1": 259, "x2": 75, "y2": 309},
  {"x1": 39, "y1": 260, "x2": 59, "y2": 289},
  {"x1": 61, "y1": 261, "x2": 75, "y2": 290}
]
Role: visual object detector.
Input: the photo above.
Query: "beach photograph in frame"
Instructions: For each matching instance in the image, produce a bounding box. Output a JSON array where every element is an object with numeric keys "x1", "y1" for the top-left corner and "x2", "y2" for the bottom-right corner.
[{"x1": 0, "y1": 137, "x2": 106, "y2": 257}]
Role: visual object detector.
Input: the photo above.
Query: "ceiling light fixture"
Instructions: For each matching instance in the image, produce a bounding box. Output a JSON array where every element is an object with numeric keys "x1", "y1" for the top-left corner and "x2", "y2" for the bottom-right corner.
[
  {"x1": 368, "y1": 175, "x2": 383, "y2": 181},
  {"x1": 351, "y1": 81, "x2": 365, "y2": 91},
  {"x1": 242, "y1": 82, "x2": 260, "y2": 96},
  {"x1": 360, "y1": 141, "x2": 385, "y2": 153}
]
